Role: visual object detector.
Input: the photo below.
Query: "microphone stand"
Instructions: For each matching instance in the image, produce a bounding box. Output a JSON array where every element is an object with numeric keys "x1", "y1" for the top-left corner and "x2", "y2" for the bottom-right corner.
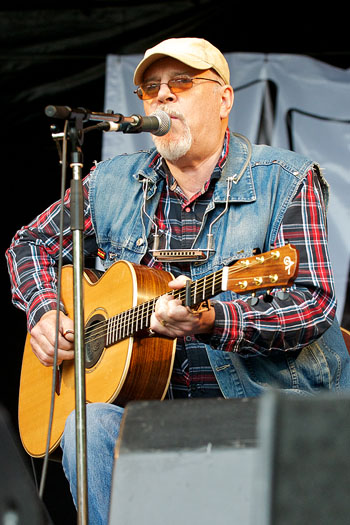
[
  {"x1": 48, "y1": 107, "x2": 125, "y2": 525},
  {"x1": 67, "y1": 116, "x2": 88, "y2": 525},
  {"x1": 60, "y1": 109, "x2": 130, "y2": 524},
  {"x1": 46, "y1": 105, "x2": 160, "y2": 524}
]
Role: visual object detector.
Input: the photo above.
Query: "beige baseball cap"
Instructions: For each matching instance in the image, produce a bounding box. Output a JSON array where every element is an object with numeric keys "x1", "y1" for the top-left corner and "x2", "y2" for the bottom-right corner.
[{"x1": 133, "y1": 37, "x2": 230, "y2": 86}]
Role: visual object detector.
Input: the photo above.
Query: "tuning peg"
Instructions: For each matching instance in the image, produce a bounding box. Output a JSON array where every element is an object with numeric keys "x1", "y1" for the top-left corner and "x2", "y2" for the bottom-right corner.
[
  {"x1": 248, "y1": 293, "x2": 259, "y2": 306},
  {"x1": 263, "y1": 291, "x2": 274, "y2": 303},
  {"x1": 276, "y1": 289, "x2": 289, "y2": 301}
]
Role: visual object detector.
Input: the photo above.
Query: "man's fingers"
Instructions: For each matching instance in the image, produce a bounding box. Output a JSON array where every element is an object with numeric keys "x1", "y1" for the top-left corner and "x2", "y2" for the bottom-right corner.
[
  {"x1": 30, "y1": 311, "x2": 75, "y2": 366},
  {"x1": 62, "y1": 328, "x2": 75, "y2": 342},
  {"x1": 167, "y1": 275, "x2": 191, "y2": 289}
]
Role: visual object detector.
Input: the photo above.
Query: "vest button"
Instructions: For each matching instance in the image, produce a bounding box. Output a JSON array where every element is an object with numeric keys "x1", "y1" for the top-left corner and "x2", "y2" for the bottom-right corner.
[{"x1": 136, "y1": 238, "x2": 144, "y2": 246}]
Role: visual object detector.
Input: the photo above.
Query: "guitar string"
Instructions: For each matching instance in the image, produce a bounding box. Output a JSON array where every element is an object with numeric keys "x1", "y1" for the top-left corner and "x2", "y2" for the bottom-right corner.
[
  {"x1": 84, "y1": 253, "x2": 282, "y2": 346},
  {"x1": 84, "y1": 269, "x2": 223, "y2": 345}
]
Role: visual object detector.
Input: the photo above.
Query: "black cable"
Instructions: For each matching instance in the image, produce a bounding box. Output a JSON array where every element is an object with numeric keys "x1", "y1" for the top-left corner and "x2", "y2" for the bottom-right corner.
[{"x1": 38, "y1": 120, "x2": 69, "y2": 500}]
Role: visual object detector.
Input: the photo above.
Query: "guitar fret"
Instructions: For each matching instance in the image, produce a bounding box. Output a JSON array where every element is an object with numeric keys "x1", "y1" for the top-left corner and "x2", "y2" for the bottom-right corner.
[
  {"x1": 130, "y1": 308, "x2": 135, "y2": 335},
  {"x1": 135, "y1": 304, "x2": 141, "y2": 332},
  {"x1": 118, "y1": 316, "x2": 121, "y2": 342},
  {"x1": 111, "y1": 315, "x2": 116, "y2": 345},
  {"x1": 126, "y1": 311, "x2": 130, "y2": 336},
  {"x1": 107, "y1": 318, "x2": 111, "y2": 346},
  {"x1": 144, "y1": 301, "x2": 149, "y2": 329},
  {"x1": 212, "y1": 271, "x2": 218, "y2": 296},
  {"x1": 127, "y1": 310, "x2": 131, "y2": 337},
  {"x1": 124, "y1": 310, "x2": 129, "y2": 338},
  {"x1": 135, "y1": 306, "x2": 139, "y2": 332},
  {"x1": 120, "y1": 312, "x2": 124, "y2": 340},
  {"x1": 107, "y1": 315, "x2": 115, "y2": 346},
  {"x1": 110, "y1": 317, "x2": 118, "y2": 344},
  {"x1": 201, "y1": 275, "x2": 204, "y2": 300},
  {"x1": 110, "y1": 317, "x2": 115, "y2": 345},
  {"x1": 150, "y1": 298, "x2": 156, "y2": 327},
  {"x1": 142, "y1": 301, "x2": 148, "y2": 331},
  {"x1": 138, "y1": 303, "x2": 142, "y2": 331},
  {"x1": 119, "y1": 311, "x2": 124, "y2": 340},
  {"x1": 114, "y1": 314, "x2": 119, "y2": 343}
]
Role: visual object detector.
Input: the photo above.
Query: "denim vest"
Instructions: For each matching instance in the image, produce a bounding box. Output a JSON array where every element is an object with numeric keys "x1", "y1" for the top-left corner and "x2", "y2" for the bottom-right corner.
[{"x1": 89, "y1": 133, "x2": 350, "y2": 396}]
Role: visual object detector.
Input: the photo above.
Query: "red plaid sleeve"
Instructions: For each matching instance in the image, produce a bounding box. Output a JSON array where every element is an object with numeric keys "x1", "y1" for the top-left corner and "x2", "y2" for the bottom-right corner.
[
  {"x1": 6, "y1": 175, "x2": 97, "y2": 331},
  {"x1": 209, "y1": 169, "x2": 336, "y2": 355}
]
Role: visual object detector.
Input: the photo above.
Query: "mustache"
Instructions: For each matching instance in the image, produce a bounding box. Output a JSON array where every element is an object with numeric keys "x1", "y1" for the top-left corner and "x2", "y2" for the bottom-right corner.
[{"x1": 158, "y1": 105, "x2": 186, "y2": 122}]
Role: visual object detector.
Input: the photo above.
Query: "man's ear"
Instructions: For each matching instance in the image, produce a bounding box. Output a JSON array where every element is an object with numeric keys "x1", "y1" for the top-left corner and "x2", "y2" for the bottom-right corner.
[{"x1": 220, "y1": 85, "x2": 234, "y2": 119}]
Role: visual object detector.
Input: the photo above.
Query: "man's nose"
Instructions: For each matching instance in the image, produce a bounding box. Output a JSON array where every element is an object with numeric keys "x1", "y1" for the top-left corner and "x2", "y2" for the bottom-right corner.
[{"x1": 157, "y1": 82, "x2": 176, "y2": 102}]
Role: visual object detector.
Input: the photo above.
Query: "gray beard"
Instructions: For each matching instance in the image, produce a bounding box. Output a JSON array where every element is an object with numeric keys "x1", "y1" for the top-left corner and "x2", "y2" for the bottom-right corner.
[{"x1": 151, "y1": 107, "x2": 192, "y2": 162}]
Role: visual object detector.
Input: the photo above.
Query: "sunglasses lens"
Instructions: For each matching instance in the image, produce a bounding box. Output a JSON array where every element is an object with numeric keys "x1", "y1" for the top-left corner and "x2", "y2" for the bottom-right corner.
[
  {"x1": 168, "y1": 78, "x2": 193, "y2": 92},
  {"x1": 136, "y1": 77, "x2": 194, "y2": 100},
  {"x1": 137, "y1": 86, "x2": 157, "y2": 100},
  {"x1": 136, "y1": 88, "x2": 145, "y2": 100}
]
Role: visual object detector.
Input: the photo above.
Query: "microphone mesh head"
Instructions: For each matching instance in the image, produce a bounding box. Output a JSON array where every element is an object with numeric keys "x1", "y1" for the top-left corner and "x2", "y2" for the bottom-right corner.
[{"x1": 152, "y1": 110, "x2": 171, "y2": 136}]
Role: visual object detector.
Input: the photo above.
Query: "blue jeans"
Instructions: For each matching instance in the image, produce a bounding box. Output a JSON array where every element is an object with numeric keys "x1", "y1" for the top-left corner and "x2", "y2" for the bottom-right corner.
[{"x1": 61, "y1": 403, "x2": 124, "y2": 525}]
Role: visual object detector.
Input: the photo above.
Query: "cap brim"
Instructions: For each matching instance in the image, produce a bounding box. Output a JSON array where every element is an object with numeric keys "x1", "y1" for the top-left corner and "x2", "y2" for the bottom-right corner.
[{"x1": 133, "y1": 52, "x2": 216, "y2": 85}]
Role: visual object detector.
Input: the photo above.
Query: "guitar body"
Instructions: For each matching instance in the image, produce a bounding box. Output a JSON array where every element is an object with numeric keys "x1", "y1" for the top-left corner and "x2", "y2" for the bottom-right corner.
[{"x1": 18, "y1": 261, "x2": 176, "y2": 458}]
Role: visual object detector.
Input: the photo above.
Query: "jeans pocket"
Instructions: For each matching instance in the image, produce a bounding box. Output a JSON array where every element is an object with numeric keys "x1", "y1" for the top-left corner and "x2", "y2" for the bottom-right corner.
[
  {"x1": 243, "y1": 344, "x2": 333, "y2": 394},
  {"x1": 286, "y1": 342, "x2": 333, "y2": 391}
]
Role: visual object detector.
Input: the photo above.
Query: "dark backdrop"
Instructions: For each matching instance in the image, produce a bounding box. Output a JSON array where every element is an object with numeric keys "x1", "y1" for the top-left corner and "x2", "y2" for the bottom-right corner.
[{"x1": 1, "y1": 3, "x2": 349, "y2": 523}]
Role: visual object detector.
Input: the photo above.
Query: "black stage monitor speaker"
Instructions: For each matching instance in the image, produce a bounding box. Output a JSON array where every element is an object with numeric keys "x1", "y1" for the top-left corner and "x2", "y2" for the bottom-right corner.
[
  {"x1": 109, "y1": 397, "x2": 258, "y2": 525},
  {"x1": 0, "y1": 406, "x2": 53, "y2": 524},
  {"x1": 256, "y1": 391, "x2": 350, "y2": 525}
]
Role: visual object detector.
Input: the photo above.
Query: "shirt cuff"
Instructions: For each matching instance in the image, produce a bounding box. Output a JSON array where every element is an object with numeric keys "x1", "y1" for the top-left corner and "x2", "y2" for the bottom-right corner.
[{"x1": 196, "y1": 300, "x2": 241, "y2": 352}]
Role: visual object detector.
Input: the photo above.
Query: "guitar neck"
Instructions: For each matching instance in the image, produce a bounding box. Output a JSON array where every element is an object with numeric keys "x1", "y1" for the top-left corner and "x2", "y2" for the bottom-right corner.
[{"x1": 88, "y1": 244, "x2": 298, "y2": 348}]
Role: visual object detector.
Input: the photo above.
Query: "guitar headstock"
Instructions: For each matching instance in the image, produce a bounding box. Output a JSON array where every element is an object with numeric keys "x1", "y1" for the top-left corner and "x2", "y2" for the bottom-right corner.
[{"x1": 223, "y1": 244, "x2": 299, "y2": 294}]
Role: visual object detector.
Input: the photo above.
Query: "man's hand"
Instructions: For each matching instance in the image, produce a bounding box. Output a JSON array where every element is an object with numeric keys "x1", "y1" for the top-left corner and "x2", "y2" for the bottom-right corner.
[
  {"x1": 150, "y1": 275, "x2": 215, "y2": 338},
  {"x1": 30, "y1": 310, "x2": 74, "y2": 367}
]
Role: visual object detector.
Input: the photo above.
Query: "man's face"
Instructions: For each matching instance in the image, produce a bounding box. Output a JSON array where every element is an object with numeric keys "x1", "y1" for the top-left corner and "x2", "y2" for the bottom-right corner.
[{"x1": 140, "y1": 57, "x2": 231, "y2": 163}]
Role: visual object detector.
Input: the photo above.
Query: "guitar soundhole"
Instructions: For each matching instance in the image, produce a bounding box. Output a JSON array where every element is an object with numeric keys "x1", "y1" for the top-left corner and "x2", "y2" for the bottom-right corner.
[{"x1": 85, "y1": 313, "x2": 106, "y2": 369}]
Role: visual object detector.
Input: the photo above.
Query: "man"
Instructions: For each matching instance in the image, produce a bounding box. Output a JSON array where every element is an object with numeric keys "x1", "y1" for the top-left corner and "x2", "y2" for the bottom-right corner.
[{"x1": 6, "y1": 37, "x2": 350, "y2": 523}]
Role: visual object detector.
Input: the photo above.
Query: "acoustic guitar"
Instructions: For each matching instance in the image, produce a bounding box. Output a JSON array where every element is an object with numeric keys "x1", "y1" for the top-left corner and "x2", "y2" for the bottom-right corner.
[{"x1": 18, "y1": 244, "x2": 298, "y2": 457}]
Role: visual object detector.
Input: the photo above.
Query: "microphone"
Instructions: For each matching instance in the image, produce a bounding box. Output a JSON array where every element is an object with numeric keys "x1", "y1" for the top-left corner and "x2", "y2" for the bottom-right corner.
[
  {"x1": 44, "y1": 106, "x2": 171, "y2": 137},
  {"x1": 105, "y1": 110, "x2": 171, "y2": 136}
]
